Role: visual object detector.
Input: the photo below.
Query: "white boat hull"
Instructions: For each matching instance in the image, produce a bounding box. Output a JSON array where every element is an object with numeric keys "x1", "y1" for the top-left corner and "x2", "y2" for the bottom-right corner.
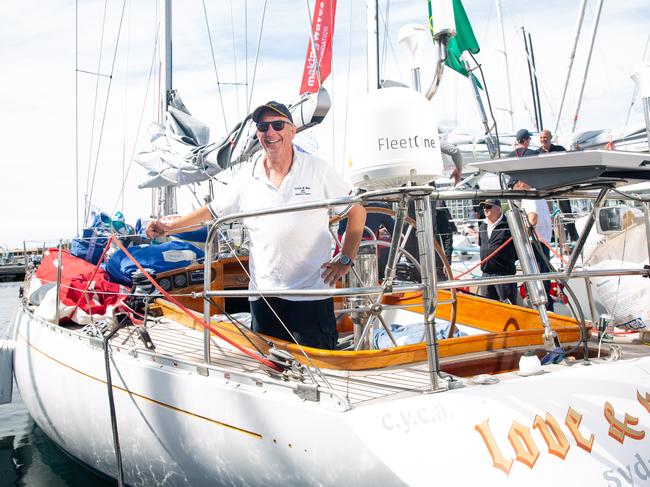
[{"x1": 12, "y1": 304, "x2": 650, "y2": 486}]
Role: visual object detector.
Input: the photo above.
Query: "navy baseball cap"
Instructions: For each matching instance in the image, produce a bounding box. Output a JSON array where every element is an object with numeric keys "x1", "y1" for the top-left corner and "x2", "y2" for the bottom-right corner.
[
  {"x1": 480, "y1": 199, "x2": 501, "y2": 207},
  {"x1": 516, "y1": 129, "x2": 532, "y2": 142},
  {"x1": 252, "y1": 101, "x2": 293, "y2": 123}
]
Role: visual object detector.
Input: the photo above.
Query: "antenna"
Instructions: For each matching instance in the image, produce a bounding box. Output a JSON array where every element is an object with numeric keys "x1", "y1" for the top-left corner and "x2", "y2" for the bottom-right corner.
[{"x1": 398, "y1": 24, "x2": 428, "y2": 92}]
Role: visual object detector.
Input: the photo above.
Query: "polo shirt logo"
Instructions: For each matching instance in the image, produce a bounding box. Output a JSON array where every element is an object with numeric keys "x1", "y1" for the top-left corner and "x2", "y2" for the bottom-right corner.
[{"x1": 294, "y1": 185, "x2": 312, "y2": 196}]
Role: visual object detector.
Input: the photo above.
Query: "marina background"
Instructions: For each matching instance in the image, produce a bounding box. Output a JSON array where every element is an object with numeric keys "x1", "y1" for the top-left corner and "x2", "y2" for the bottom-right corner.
[{"x1": 1, "y1": 0, "x2": 648, "y2": 248}]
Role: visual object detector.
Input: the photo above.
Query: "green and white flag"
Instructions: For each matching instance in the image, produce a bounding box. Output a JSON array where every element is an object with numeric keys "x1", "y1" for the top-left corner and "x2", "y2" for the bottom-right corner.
[{"x1": 428, "y1": 0, "x2": 481, "y2": 86}]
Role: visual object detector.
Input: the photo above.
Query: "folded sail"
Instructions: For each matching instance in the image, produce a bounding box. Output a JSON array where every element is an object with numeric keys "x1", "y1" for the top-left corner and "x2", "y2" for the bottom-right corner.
[{"x1": 135, "y1": 89, "x2": 331, "y2": 188}]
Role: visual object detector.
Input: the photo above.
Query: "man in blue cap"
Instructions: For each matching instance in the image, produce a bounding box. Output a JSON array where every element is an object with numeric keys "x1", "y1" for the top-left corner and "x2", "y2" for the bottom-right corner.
[
  {"x1": 147, "y1": 100, "x2": 366, "y2": 349},
  {"x1": 507, "y1": 129, "x2": 539, "y2": 158}
]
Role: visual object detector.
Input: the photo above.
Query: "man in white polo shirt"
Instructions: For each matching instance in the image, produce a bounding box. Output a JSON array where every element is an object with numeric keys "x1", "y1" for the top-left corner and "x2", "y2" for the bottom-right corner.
[{"x1": 147, "y1": 101, "x2": 366, "y2": 349}]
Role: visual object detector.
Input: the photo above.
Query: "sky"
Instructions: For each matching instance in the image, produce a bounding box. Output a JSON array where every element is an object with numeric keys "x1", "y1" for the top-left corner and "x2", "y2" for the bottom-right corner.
[{"x1": 1, "y1": 0, "x2": 648, "y2": 249}]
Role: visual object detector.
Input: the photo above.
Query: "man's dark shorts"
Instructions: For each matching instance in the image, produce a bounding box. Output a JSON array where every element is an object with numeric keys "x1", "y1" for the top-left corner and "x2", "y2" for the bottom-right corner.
[{"x1": 250, "y1": 297, "x2": 338, "y2": 350}]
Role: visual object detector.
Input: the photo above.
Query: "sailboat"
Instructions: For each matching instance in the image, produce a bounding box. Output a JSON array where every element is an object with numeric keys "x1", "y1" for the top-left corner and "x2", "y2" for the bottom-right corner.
[{"x1": 3, "y1": 1, "x2": 650, "y2": 486}]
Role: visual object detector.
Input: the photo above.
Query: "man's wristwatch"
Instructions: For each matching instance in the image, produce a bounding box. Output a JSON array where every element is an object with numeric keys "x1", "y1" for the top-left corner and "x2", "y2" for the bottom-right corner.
[{"x1": 339, "y1": 254, "x2": 354, "y2": 267}]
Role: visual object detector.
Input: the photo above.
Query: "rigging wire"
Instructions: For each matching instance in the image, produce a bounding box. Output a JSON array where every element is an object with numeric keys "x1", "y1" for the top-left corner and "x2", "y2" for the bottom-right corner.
[
  {"x1": 245, "y1": 0, "x2": 249, "y2": 109},
  {"x1": 86, "y1": 0, "x2": 128, "y2": 222},
  {"x1": 83, "y1": 0, "x2": 110, "y2": 226},
  {"x1": 201, "y1": 0, "x2": 229, "y2": 134},
  {"x1": 503, "y1": 15, "x2": 558, "y2": 131},
  {"x1": 380, "y1": 0, "x2": 390, "y2": 76},
  {"x1": 75, "y1": 0, "x2": 79, "y2": 235},
  {"x1": 110, "y1": 22, "x2": 160, "y2": 216},
  {"x1": 341, "y1": 0, "x2": 354, "y2": 170},
  {"x1": 377, "y1": 2, "x2": 402, "y2": 84},
  {"x1": 246, "y1": 0, "x2": 269, "y2": 113},
  {"x1": 469, "y1": 52, "x2": 501, "y2": 156},
  {"x1": 214, "y1": 226, "x2": 333, "y2": 388},
  {"x1": 329, "y1": 0, "x2": 336, "y2": 168},
  {"x1": 121, "y1": 0, "x2": 132, "y2": 214},
  {"x1": 229, "y1": 0, "x2": 242, "y2": 120},
  {"x1": 206, "y1": 296, "x2": 266, "y2": 356}
]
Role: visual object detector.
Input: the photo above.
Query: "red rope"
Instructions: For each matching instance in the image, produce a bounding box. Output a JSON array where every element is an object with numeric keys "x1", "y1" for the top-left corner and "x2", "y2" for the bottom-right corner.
[
  {"x1": 68, "y1": 234, "x2": 118, "y2": 320},
  {"x1": 535, "y1": 231, "x2": 568, "y2": 265},
  {"x1": 111, "y1": 238, "x2": 282, "y2": 372}
]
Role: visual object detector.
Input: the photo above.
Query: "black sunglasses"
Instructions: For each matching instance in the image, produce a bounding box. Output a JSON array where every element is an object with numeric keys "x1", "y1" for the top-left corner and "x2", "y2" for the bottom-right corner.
[
  {"x1": 482, "y1": 205, "x2": 494, "y2": 210},
  {"x1": 256, "y1": 120, "x2": 291, "y2": 132}
]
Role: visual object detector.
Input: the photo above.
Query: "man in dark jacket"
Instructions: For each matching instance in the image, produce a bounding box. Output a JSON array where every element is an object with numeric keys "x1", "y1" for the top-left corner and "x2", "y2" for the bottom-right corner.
[{"x1": 478, "y1": 199, "x2": 518, "y2": 304}]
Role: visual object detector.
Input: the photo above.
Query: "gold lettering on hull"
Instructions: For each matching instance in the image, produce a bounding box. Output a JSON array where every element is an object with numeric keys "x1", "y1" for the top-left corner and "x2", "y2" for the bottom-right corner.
[
  {"x1": 508, "y1": 421, "x2": 540, "y2": 468},
  {"x1": 565, "y1": 407, "x2": 595, "y2": 453},
  {"x1": 476, "y1": 390, "x2": 650, "y2": 475},
  {"x1": 475, "y1": 419, "x2": 514, "y2": 475},
  {"x1": 533, "y1": 414, "x2": 570, "y2": 459},
  {"x1": 638, "y1": 391, "x2": 650, "y2": 414},
  {"x1": 604, "y1": 401, "x2": 645, "y2": 444}
]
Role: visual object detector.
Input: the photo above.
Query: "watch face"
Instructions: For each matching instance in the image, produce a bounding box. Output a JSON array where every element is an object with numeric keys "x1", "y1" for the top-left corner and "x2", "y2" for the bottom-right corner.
[{"x1": 340, "y1": 255, "x2": 351, "y2": 265}]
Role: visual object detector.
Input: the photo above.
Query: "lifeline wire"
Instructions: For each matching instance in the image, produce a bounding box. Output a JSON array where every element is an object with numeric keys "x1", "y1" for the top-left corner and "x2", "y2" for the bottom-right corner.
[{"x1": 212, "y1": 225, "x2": 332, "y2": 388}]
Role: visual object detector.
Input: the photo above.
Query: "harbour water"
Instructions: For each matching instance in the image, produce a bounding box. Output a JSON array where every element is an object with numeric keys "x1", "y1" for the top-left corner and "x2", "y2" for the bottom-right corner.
[{"x1": 0, "y1": 281, "x2": 111, "y2": 486}]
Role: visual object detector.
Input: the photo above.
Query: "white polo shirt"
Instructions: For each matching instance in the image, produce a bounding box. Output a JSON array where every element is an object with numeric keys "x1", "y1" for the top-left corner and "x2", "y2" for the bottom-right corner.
[
  {"x1": 521, "y1": 199, "x2": 553, "y2": 243},
  {"x1": 208, "y1": 147, "x2": 351, "y2": 300}
]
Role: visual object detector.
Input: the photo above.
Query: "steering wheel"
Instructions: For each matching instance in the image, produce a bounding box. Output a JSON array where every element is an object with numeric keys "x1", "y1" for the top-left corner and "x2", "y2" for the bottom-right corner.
[{"x1": 331, "y1": 205, "x2": 458, "y2": 341}]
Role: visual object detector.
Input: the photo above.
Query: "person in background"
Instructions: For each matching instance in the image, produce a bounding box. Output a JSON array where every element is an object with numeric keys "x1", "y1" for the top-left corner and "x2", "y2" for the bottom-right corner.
[
  {"x1": 539, "y1": 129, "x2": 579, "y2": 242},
  {"x1": 147, "y1": 101, "x2": 366, "y2": 349},
  {"x1": 440, "y1": 140, "x2": 463, "y2": 185},
  {"x1": 538, "y1": 129, "x2": 566, "y2": 153},
  {"x1": 403, "y1": 142, "x2": 463, "y2": 282},
  {"x1": 511, "y1": 179, "x2": 554, "y2": 311},
  {"x1": 478, "y1": 200, "x2": 517, "y2": 304},
  {"x1": 507, "y1": 129, "x2": 539, "y2": 158}
]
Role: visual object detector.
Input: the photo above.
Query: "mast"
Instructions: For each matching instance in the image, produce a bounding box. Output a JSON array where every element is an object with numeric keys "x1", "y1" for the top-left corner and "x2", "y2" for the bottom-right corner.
[
  {"x1": 528, "y1": 32, "x2": 543, "y2": 131},
  {"x1": 160, "y1": 0, "x2": 176, "y2": 215},
  {"x1": 570, "y1": 0, "x2": 604, "y2": 134},
  {"x1": 554, "y1": 0, "x2": 587, "y2": 134},
  {"x1": 521, "y1": 27, "x2": 539, "y2": 131},
  {"x1": 495, "y1": 0, "x2": 514, "y2": 132},
  {"x1": 366, "y1": 0, "x2": 380, "y2": 91}
]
